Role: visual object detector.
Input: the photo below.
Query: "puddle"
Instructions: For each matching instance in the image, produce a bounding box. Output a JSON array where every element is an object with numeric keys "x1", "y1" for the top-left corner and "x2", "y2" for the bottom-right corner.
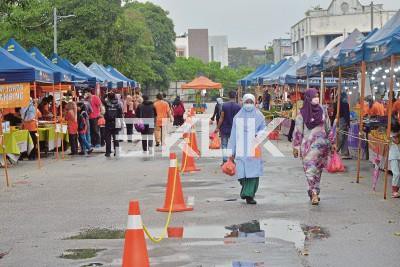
[
  {"x1": 65, "y1": 228, "x2": 124, "y2": 239},
  {"x1": 150, "y1": 219, "x2": 307, "y2": 249},
  {"x1": 80, "y1": 263, "x2": 104, "y2": 267},
  {"x1": 59, "y1": 249, "x2": 105, "y2": 260},
  {"x1": 302, "y1": 225, "x2": 330, "y2": 240}
]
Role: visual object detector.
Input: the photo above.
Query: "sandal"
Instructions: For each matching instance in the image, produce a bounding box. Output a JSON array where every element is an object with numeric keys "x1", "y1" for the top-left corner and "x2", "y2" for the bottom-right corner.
[{"x1": 311, "y1": 193, "x2": 319, "y2": 205}]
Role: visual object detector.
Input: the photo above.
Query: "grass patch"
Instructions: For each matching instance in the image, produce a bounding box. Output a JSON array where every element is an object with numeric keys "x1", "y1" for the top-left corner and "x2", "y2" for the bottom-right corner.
[
  {"x1": 59, "y1": 249, "x2": 106, "y2": 260},
  {"x1": 65, "y1": 228, "x2": 124, "y2": 240}
]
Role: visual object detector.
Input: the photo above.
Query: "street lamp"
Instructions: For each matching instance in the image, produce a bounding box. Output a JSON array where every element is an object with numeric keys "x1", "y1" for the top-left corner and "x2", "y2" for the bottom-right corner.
[{"x1": 53, "y1": 7, "x2": 75, "y2": 54}]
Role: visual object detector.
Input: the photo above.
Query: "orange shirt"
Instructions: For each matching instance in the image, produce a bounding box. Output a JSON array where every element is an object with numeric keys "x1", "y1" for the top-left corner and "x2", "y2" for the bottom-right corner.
[
  {"x1": 369, "y1": 102, "x2": 385, "y2": 116},
  {"x1": 393, "y1": 100, "x2": 400, "y2": 113},
  {"x1": 23, "y1": 110, "x2": 42, "y2": 132},
  {"x1": 356, "y1": 101, "x2": 369, "y2": 117},
  {"x1": 154, "y1": 100, "x2": 170, "y2": 127}
]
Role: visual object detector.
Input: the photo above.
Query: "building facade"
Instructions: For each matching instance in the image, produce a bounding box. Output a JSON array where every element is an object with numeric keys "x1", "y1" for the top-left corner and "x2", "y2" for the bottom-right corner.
[
  {"x1": 291, "y1": 0, "x2": 397, "y2": 57},
  {"x1": 272, "y1": 38, "x2": 292, "y2": 63},
  {"x1": 209, "y1": 35, "x2": 229, "y2": 67},
  {"x1": 188, "y1": 29, "x2": 209, "y2": 64}
]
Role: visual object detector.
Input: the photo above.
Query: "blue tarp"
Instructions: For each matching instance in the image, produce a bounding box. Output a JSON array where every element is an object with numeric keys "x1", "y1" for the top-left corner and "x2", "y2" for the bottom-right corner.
[
  {"x1": 29, "y1": 47, "x2": 72, "y2": 83},
  {"x1": 339, "y1": 29, "x2": 378, "y2": 67},
  {"x1": 89, "y1": 63, "x2": 124, "y2": 89},
  {"x1": 106, "y1": 65, "x2": 136, "y2": 87},
  {"x1": 364, "y1": 10, "x2": 400, "y2": 62},
  {"x1": 263, "y1": 58, "x2": 295, "y2": 85},
  {"x1": 50, "y1": 53, "x2": 93, "y2": 83},
  {"x1": 0, "y1": 47, "x2": 53, "y2": 83},
  {"x1": 257, "y1": 60, "x2": 286, "y2": 85},
  {"x1": 3, "y1": 39, "x2": 55, "y2": 83},
  {"x1": 323, "y1": 29, "x2": 365, "y2": 70},
  {"x1": 279, "y1": 54, "x2": 308, "y2": 85}
]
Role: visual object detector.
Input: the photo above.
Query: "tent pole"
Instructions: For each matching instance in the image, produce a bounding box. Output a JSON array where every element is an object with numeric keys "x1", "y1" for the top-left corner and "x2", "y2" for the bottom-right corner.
[
  {"x1": 320, "y1": 72, "x2": 325, "y2": 104},
  {"x1": 53, "y1": 83, "x2": 59, "y2": 159},
  {"x1": 383, "y1": 55, "x2": 395, "y2": 200},
  {"x1": 0, "y1": 108, "x2": 11, "y2": 187},
  {"x1": 295, "y1": 83, "x2": 299, "y2": 115},
  {"x1": 356, "y1": 61, "x2": 366, "y2": 183},
  {"x1": 34, "y1": 82, "x2": 42, "y2": 169},
  {"x1": 335, "y1": 67, "x2": 342, "y2": 147},
  {"x1": 59, "y1": 83, "x2": 64, "y2": 159}
]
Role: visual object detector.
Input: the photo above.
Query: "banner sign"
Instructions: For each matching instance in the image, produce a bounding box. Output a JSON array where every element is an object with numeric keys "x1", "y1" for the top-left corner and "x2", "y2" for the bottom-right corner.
[{"x1": 0, "y1": 83, "x2": 30, "y2": 108}]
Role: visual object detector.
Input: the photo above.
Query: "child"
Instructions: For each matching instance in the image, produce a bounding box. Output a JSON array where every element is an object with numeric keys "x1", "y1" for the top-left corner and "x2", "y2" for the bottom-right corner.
[
  {"x1": 77, "y1": 102, "x2": 93, "y2": 155},
  {"x1": 389, "y1": 132, "x2": 400, "y2": 198},
  {"x1": 98, "y1": 115, "x2": 106, "y2": 147}
]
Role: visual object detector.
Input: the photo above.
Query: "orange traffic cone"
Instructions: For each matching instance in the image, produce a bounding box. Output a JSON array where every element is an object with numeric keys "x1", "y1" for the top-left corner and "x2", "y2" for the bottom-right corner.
[
  {"x1": 157, "y1": 153, "x2": 193, "y2": 212},
  {"x1": 181, "y1": 139, "x2": 200, "y2": 173},
  {"x1": 122, "y1": 201, "x2": 150, "y2": 267},
  {"x1": 189, "y1": 130, "x2": 200, "y2": 156}
]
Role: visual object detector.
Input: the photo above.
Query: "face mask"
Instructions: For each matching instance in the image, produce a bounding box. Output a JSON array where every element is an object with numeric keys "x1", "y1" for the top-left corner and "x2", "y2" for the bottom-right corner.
[
  {"x1": 244, "y1": 103, "x2": 255, "y2": 112},
  {"x1": 311, "y1": 97, "x2": 319, "y2": 105}
]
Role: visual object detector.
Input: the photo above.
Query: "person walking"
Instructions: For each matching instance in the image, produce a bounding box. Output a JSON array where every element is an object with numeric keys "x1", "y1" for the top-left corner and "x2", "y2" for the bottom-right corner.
[
  {"x1": 65, "y1": 102, "x2": 78, "y2": 155},
  {"x1": 124, "y1": 95, "x2": 135, "y2": 142},
  {"x1": 228, "y1": 94, "x2": 266, "y2": 205},
  {"x1": 154, "y1": 93, "x2": 172, "y2": 147},
  {"x1": 292, "y1": 88, "x2": 334, "y2": 205},
  {"x1": 172, "y1": 96, "x2": 185, "y2": 126},
  {"x1": 77, "y1": 102, "x2": 93, "y2": 156},
  {"x1": 210, "y1": 98, "x2": 223, "y2": 125},
  {"x1": 136, "y1": 95, "x2": 156, "y2": 153},
  {"x1": 103, "y1": 92, "x2": 123, "y2": 157},
  {"x1": 215, "y1": 91, "x2": 241, "y2": 164},
  {"x1": 389, "y1": 132, "x2": 400, "y2": 198},
  {"x1": 333, "y1": 91, "x2": 351, "y2": 159},
  {"x1": 85, "y1": 90, "x2": 102, "y2": 148},
  {"x1": 288, "y1": 99, "x2": 303, "y2": 142},
  {"x1": 263, "y1": 89, "x2": 271, "y2": 111}
]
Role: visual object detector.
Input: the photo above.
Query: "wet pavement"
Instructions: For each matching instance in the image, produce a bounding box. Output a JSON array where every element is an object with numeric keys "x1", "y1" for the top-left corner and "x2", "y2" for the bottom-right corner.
[{"x1": 1, "y1": 111, "x2": 400, "y2": 266}]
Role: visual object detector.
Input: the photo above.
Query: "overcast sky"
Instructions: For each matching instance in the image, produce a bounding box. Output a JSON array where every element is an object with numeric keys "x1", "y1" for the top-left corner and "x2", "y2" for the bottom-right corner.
[{"x1": 137, "y1": 0, "x2": 399, "y2": 49}]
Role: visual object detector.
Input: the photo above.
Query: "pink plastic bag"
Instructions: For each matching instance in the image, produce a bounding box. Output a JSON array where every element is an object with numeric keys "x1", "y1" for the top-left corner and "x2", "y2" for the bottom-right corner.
[
  {"x1": 326, "y1": 151, "x2": 345, "y2": 173},
  {"x1": 209, "y1": 132, "x2": 221, "y2": 149},
  {"x1": 222, "y1": 159, "x2": 236, "y2": 176}
]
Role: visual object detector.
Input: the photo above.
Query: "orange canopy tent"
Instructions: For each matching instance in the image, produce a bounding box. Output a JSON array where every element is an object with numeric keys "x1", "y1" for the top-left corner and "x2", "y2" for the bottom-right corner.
[{"x1": 181, "y1": 76, "x2": 222, "y2": 90}]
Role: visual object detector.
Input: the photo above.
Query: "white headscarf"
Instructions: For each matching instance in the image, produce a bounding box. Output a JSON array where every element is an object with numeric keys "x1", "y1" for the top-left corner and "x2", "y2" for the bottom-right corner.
[
  {"x1": 243, "y1": 93, "x2": 255, "y2": 104},
  {"x1": 216, "y1": 97, "x2": 223, "y2": 105}
]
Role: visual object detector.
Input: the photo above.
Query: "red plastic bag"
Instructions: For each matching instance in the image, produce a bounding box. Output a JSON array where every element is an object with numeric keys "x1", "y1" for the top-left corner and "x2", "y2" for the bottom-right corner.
[
  {"x1": 326, "y1": 151, "x2": 345, "y2": 173},
  {"x1": 209, "y1": 132, "x2": 221, "y2": 149},
  {"x1": 268, "y1": 130, "x2": 280, "y2": 140},
  {"x1": 222, "y1": 159, "x2": 236, "y2": 176}
]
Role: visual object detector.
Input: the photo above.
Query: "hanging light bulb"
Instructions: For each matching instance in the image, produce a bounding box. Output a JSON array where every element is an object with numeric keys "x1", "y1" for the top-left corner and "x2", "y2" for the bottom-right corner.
[
  {"x1": 371, "y1": 76, "x2": 376, "y2": 80},
  {"x1": 383, "y1": 75, "x2": 387, "y2": 79},
  {"x1": 381, "y1": 82, "x2": 385, "y2": 85},
  {"x1": 385, "y1": 69, "x2": 390, "y2": 73}
]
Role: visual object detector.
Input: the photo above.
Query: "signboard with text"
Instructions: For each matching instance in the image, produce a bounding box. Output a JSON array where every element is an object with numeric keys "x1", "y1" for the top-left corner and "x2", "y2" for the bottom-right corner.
[{"x1": 0, "y1": 83, "x2": 30, "y2": 108}]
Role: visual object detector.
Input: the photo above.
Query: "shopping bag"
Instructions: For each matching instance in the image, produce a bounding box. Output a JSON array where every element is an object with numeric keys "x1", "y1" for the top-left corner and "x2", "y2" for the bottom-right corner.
[
  {"x1": 222, "y1": 159, "x2": 236, "y2": 176},
  {"x1": 134, "y1": 119, "x2": 145, "y2": 133},
  {"x1": 326, "y1": 151, "x2": 345, "y2": 173},
  {"x1": 209, "y1": 132, "x2": 221, "y2": 149},
  {"x1": 268, "y1": 130, "x2": 280, "y2": 140}
]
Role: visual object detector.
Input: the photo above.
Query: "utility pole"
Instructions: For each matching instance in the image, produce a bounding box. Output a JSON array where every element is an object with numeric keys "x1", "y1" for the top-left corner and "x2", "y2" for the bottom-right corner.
[
  {"x1": 54, "y1": 7, "x2": 57, "y2": 54},
  {"x1": 370, "y1": 1, "x2": 374, "y2": 32}
]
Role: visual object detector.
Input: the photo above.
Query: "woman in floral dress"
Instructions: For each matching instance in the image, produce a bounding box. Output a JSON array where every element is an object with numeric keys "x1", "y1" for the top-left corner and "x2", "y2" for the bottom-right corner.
[{"x1": 292, "y1": 88, "x2": 334, "y2": 205}]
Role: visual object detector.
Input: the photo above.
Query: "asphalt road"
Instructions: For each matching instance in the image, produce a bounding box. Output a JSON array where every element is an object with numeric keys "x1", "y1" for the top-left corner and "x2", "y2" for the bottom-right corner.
[{"x1": 1, "y1": 108, "x2": 400, "y2": 267}]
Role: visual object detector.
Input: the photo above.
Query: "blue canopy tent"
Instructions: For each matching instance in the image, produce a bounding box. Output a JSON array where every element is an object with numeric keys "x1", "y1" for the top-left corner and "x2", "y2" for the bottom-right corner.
[
  {"x1": 296, "y1": 50, "x2": 322, "y2": 78},
  {"x1": 323, "y1": 29, "x2": 365, "y2": 71},
  {"x1": 50, "y1": 53, "x2": 94, "y2": 84},
  {"x1": 3, "y1": 39, "x2": 55, "y2": 83},
  {"x1": 279, "y1": 55, "x2": 308, "y2": 85},
  {"x1": 364, "y1": 10, "x2": 400, "y2": 63},
  {"x1": 89, "y1": 63, "x2": 124, "y2": 89},
  {"x1": 0, "y1": 47, "x2": 53, "y2": 84},
  {"x1": 339, "y1": 29, "x2": 378, "y2": 67},
  {"x1": 106, "y1": 65, "x2": 137, "y2": 88},
  {"x1": 263, "y1": 58, "x2": 295, "y2": 85},
  {"x1": 29, "y1": 47, "x2": 72, "y2": 83},
  {"x1": 257, "y1": 59, "x2": 286, "y2": 85},
  {"x1": 75, "y1": 62, "x2": 106, "y2": 86},
  {"x1": 238, "y1": 64, "x2": 271, "y2": 87}
]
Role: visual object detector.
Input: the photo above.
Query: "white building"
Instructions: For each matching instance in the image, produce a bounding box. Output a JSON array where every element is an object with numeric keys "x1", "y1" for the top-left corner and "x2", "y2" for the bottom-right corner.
[
  {"x1": 175, "y1": 30, "x2": 229, "y2": 67},
  {"x1": 272, "y1": 38, "x2": 292, "y2": 63},
  {"x1": 291, "y1": 0, "x2": 397, "y2": 57},
  {"x1": 209, "y1": 35, "x2": 229, "y2": 67}
]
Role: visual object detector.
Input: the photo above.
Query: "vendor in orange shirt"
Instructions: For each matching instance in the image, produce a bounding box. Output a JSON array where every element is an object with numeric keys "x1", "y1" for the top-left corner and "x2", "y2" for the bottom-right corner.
[
  {"x1": 20, "y1": 98, "x2": 42, "y2": 160},
  {"x1": 153, "y1": 93, "x2": 172, "y2": 146},
  {"x1": 366, "y1": 96, "x2": 385, "y2": 117}
]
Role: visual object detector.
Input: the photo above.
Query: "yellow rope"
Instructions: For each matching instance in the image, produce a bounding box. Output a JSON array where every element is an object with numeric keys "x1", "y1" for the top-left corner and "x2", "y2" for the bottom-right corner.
[{"x1": 142, "y1": 160, "x2": 178, "y2": 243}]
